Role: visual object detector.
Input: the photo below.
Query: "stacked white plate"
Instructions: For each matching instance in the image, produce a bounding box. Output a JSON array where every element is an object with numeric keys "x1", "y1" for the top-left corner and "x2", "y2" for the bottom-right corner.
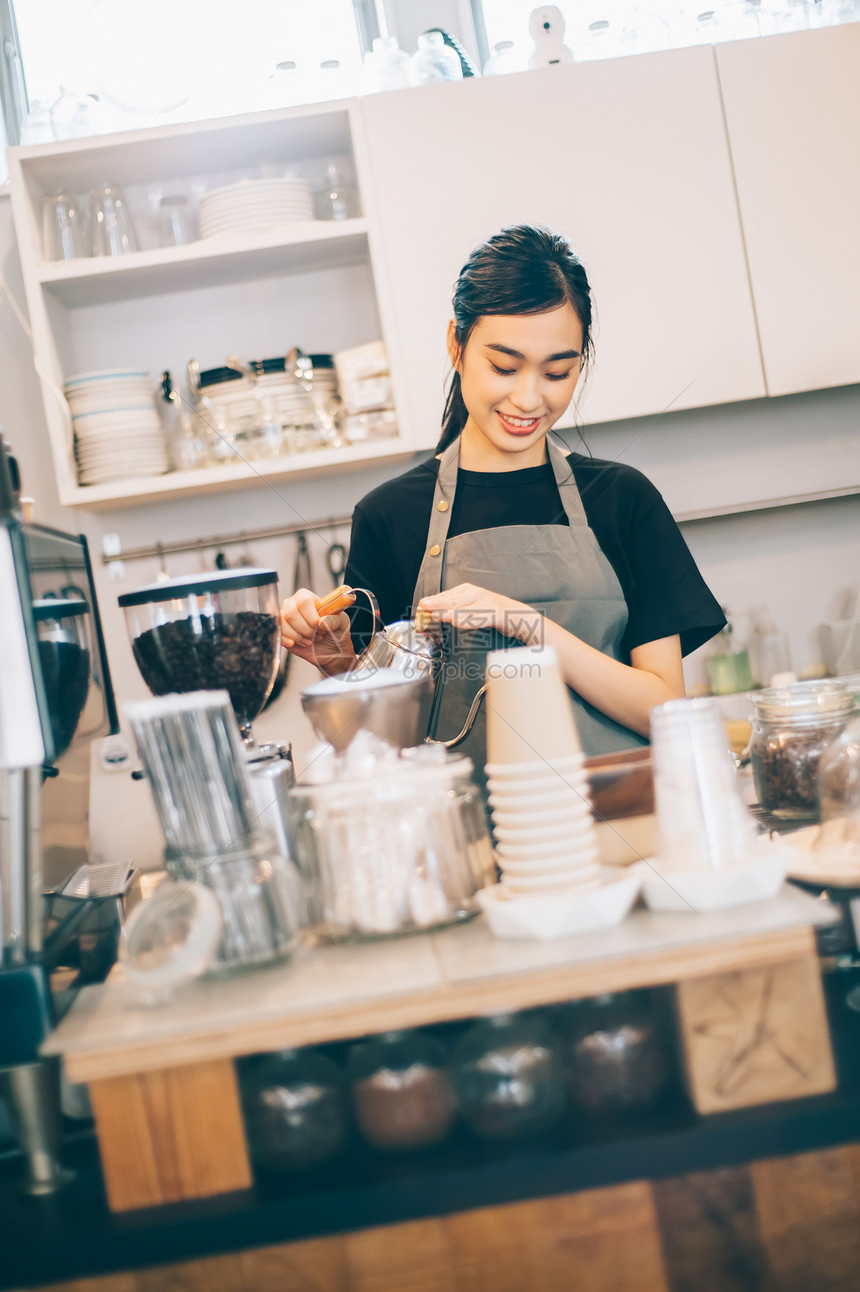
[
  {"x1": 199, "y1": 177, "x2": 315, "y2": 239},
  {"x1": 65, "y1": 369, "x2": 169, "y2": 486},
  {"x1": 196, "y1": 376, "x2": 260, "y2": 433},
  {"x1": 253, "y1": 362, "x2": 338, "y2": 424},
  {"x1": 486, "y1": 753, "x2": 601, "y2": 897}
]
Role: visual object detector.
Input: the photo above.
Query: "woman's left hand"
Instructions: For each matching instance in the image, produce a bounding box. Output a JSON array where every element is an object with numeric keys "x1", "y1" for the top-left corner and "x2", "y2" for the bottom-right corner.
[{"x1": 418, "y1": 584, "x2": 540, "y2": 642}]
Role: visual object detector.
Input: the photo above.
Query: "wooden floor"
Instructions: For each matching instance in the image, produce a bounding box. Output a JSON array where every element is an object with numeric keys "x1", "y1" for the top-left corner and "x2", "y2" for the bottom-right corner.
[{"x1": 26, "y1": 1144, "x2": 860, "y2": 1292}]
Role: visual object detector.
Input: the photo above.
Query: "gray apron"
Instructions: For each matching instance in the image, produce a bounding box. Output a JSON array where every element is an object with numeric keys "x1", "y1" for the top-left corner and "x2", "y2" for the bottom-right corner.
[{"x1": 412, "y1": 437, "x2": 648, "y2": 764}]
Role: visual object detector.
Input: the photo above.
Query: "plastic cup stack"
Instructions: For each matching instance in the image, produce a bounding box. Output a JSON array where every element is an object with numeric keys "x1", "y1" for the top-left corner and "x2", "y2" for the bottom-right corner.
[
  {"x1": 483, "y1": 646, "x2": 599, "y2": 896},
  {"x1": 650, "y1": 697, "x2": 759, "y2": 872}
]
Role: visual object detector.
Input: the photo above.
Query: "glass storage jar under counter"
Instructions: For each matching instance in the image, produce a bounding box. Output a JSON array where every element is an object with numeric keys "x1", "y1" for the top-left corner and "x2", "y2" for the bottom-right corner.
[
  {"x1": 451, "y1": 1013, "x2": 565, "y2": 1141},
  {"x1": 558, "y1": 991, "x2": 669, "y2": 1115},
  {"x1": 348, "y1": 1030, "x2": 456, "y2": 1151},
  {"x1": 750, "y1": 680, "x2": 854, "y2": 823},
  {"x1": 239, "y1": 1048, "x2": 349, "y2": 1172}
]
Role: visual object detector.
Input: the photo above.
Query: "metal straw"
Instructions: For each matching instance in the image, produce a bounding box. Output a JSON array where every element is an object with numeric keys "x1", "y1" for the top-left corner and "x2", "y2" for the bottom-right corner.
[{"x1": 125, "y1": 691, "x2": 258, "y2": 857}]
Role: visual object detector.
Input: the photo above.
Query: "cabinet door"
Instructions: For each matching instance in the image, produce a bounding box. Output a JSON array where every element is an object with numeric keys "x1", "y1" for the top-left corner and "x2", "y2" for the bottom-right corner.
[
  {"x1": 361, "y1": 48, "x2": 764, "y2": 448},
  {"x1": 717, "y1": 26, "x2": 860, "y2": 396}
]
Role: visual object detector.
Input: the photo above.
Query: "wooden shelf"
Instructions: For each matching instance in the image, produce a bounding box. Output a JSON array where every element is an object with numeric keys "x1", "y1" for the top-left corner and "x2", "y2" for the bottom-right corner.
[
  {"x1": 43, "y1": 887, "x2": 833, "y2": 1082},
  {"x1": 59, "y1": 436, "x2": 414, "y2": 510},
  {"x1": 38, "y1": 221, "x2": 370, "y2": 306}
]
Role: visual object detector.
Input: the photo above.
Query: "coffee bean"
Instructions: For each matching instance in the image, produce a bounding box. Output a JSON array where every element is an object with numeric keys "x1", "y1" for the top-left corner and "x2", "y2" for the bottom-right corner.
[{"x1": 132, "y1": 610, "x2": 279, "y2": 729}]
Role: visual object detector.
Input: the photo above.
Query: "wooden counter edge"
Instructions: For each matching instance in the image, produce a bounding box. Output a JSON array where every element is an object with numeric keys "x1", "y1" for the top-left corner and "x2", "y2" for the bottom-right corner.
[{"x1": 57, "y1": 922, "x2": 816, "y2": 1084}]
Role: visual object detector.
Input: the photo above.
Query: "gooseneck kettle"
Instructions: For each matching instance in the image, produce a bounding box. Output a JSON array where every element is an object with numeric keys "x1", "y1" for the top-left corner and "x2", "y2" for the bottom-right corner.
[{"x1": 299, "y1": 585, "x2": 487, "y2": 752}]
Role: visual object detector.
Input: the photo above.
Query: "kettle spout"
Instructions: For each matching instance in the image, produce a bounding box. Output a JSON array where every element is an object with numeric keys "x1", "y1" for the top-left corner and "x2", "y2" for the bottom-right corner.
[{"x1": 426, "y1": 684, "x2": 487, "y2": 750}]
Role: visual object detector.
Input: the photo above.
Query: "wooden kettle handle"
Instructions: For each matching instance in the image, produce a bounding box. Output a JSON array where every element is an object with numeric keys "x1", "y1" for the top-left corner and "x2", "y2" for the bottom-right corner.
[{"x1": 314, "y1": 585, "x2": 356, "y2": 616}]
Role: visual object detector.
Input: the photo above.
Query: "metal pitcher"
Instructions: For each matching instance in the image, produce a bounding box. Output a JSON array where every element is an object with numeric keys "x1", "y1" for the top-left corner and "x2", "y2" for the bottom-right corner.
[{"x1": 300, "y1": 585, "x2": 487, "y2": 752}]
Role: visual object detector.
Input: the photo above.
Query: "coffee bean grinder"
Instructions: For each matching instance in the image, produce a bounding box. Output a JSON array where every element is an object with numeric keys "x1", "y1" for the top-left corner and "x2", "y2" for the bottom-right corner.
[{"x1": 118, "y1": 569, "x2": 295, "y2": 858}]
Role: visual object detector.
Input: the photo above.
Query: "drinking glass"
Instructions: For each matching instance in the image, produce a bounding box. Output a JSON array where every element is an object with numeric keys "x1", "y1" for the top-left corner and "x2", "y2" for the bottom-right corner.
[
  {"x1": 89, "y1": 183, "x2": 139, "y2": 257},
  {"x1": 42, "y1": 192, "x2": 89, "y2": 262},
  {"x1": 158, "y1": 195, "x2": 197, "y2": 247}
]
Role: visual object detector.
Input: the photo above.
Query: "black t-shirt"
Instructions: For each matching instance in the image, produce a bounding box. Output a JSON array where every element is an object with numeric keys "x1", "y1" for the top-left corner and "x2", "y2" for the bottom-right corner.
[{"x1": 344, "y1": 450, "x2": 725, "y2": 659}]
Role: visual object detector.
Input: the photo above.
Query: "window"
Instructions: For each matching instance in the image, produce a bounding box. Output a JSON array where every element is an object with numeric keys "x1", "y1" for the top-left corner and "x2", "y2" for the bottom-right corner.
[{"x1": 5, "y1": 0, "x2": 376, "y2": 144}]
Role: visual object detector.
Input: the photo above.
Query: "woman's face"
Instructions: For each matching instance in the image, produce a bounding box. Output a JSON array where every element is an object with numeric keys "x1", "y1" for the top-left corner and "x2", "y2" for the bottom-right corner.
[{"x1": 449, "y1": 304, "x2": 584, "y2": 466}]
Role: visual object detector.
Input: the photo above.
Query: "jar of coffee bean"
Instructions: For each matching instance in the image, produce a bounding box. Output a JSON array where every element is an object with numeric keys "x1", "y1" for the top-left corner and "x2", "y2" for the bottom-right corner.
[
  {"x1": 348, "y1": 1030, "x2": 456, "y2": 1150},
  {"x1": 119, "y1": 568, "x2": 281, "y2": 739},
  {"x1": 559, "y1": 991, "x2": 668, "y2": 1114},
  {"x1": 452, "y1": 1013, "x2": 565, "y2": 1141},
  {"x1": 750, "y1": 680, "x2": 854, "y2": 823}
]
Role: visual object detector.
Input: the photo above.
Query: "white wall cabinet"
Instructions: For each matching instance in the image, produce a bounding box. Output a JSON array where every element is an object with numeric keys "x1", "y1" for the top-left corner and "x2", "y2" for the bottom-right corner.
[
  {"x1": 8, "y1": 102, "x2": 415, "y2": 511},
  {"x1": 361, "y1": 47, "x2": 766, "y2": 448},
  {"x1": 716, "y1": 25, "x2": 860, "y2": 397},
  {"x1": 9, "y1": 31, "x2": 860, "y2": 515}
]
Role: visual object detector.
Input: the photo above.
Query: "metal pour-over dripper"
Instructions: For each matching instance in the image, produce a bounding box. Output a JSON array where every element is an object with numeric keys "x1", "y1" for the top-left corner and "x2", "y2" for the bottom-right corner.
[{"x1": 301, "y1": 585, "x2": 486, "y2": 752}]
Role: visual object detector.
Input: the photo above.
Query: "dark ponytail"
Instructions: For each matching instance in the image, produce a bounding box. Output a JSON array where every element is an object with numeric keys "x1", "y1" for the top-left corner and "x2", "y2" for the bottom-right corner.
[{"x1": 437, "y1": 225, "x2": 594, "y2": 453}]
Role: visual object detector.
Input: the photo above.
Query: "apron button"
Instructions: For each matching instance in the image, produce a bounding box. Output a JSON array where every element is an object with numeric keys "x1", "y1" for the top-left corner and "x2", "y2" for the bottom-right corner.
[
  {"x1": 429, "y1": 544, "x2": 441, "y2": 557},
  {"x1": 437, "y1": 500, "x2": 449, "y2": 512}
]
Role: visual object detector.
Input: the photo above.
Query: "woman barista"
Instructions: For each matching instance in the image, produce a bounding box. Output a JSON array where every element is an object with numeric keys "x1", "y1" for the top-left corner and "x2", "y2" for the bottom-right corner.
[{"x1": 280, "y1": 225, "x2": 725, "y2": 758}]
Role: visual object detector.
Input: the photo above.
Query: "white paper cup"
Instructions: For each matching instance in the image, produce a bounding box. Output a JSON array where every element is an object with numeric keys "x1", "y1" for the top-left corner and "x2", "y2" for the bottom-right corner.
[
  {"x1": 493, "y1": 795, "x2": 593, "y2": 826},
  {"x1": 485, "y1": 754, "x2": 584, "y2": 779},
  {"x1": 495, "y1": 835, "x2": 588, "y2": 861},
  {"x1": 488, "y1": 782, "x2": 591, "y2": 809},
  {"x1": 498, "y1": 849, "x2": 599, "y2": 873},
  {"x1": 485, "y1": 770, "x2": 586, "y2": 790},
  {"x1": 492, "y1": 809, "x2": 595, "y2": 835},
  {"x1": 485, "y1": 646, "x2": 582, "y2": 765},
  {"x1": 502, "y1": 868, "x2": 600, "y2": 895},
  {"x1": 499, "y1": 849, "x2": 600, "y2": 877},
  {"x1": 494, "y1": 817, "x2": 596, "y2": 844}
]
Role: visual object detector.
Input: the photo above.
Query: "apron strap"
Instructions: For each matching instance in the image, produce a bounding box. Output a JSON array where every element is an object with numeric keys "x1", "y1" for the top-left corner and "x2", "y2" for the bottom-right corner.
[
  {"x1": 412, "y1": 438, "x2": 460, "y2": 608},
  {"x1": 547, "y1": 436, "x2": 588, "y2": 527},
  {"x1": 412, "y1": 436, "x2": 587, "y2": 609}
]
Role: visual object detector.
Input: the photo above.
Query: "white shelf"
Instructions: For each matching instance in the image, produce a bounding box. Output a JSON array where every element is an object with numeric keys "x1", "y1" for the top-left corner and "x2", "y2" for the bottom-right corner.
[
  {"x1": 37, "y1": 220, "x2": 370, "y2": 306},
  {"x1": 675, "y1": 482, "x2": 860, "y2": 524},
  {"x1": 60, "y1": 437, "x2": 415, "y2": 511},
  {"x1": 9, "y1": 96, "x2": 418, "y2": 512},
  {"x1": 11, "y1": 99, "x2": 356, "y2": 191}
]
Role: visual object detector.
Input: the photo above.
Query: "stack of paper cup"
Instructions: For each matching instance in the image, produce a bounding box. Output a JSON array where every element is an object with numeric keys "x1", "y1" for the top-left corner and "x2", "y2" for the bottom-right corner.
[{"x1": 484, "y1": 646, "x2": 599, "y2": 896}]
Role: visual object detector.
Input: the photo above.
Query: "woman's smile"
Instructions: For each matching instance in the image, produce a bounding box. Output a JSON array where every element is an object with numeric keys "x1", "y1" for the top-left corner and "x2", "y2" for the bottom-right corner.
[{"x1": 496, "y1": 411, "x2": 542, "y2": 436}]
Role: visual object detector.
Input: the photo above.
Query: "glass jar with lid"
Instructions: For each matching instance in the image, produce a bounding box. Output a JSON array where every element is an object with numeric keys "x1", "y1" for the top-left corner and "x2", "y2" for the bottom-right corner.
[
  {"x1": 239, "y1": 1048, "x2": 349, "y2": 1171},
  {"x1": 451, "y1": 1013, "x2": 565, "y2": 1141},
  {"x1": 286, "y1": 751, "x2": 494, "y2": 940},
  {"x1": 558, "y1": 991, "x2": 668, "y2": 1114},
  {"x1": 348, "y1": 1030, "x2": 456, "y2": 1150},
  {"x1": 750, "y1": 680, "x2": 854, "y2": 822}
]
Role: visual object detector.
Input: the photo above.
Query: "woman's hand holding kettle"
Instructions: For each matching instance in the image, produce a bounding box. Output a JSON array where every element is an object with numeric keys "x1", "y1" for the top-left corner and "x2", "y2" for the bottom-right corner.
[
  {"x1": 280, "y1": 587, "x2": 357, "y2": 676},
  {"x1": 418, "y1": 584, "x2": 542, "y2": 644}
]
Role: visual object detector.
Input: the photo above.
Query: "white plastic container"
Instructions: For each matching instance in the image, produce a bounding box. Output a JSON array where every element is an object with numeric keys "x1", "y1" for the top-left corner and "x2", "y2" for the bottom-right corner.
[{"x1": 410, "y1": 32, "x2": 463, "y2": 84}]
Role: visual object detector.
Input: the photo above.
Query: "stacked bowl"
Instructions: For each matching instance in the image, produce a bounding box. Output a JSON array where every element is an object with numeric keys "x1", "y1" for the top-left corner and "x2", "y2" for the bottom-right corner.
[
  {"x1": 483, "y1": 647, "x2": 600, "y2": 896},
  {"x1": 199, "y1": 177, "x2": 315, "y2": 239},
  {"x1": 65, "y1": 369, "x2": 170, "y2": 486}
]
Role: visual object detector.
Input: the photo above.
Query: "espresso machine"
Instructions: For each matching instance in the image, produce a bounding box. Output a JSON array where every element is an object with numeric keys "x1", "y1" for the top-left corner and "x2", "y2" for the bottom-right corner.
[{"x1": 0, "y1": 437, "x2": 122, "y2": 1193}]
